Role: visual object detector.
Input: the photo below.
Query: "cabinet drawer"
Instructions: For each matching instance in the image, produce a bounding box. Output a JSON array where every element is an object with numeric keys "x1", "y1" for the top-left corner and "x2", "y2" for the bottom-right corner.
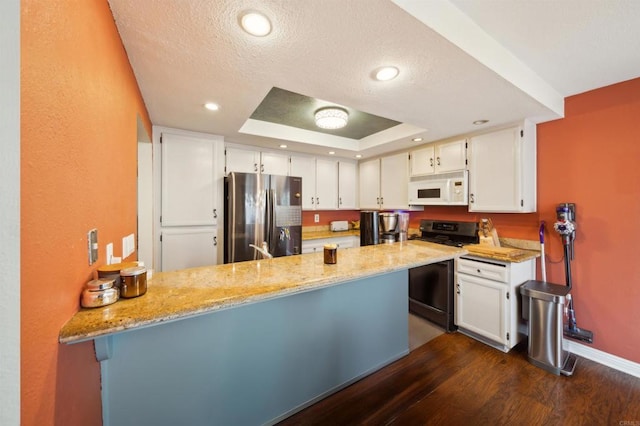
[{"x1": 458, "y1": 257, "x2": 508, "y2": 283}]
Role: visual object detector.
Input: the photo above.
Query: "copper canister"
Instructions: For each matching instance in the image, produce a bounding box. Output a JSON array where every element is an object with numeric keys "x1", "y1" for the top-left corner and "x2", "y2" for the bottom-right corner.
[
  {"x1": 119, "y1": 265, "x2": 147, "y2": 298},
  {"x1": 97, "y1": 261, "x2": 138, "y2": 291}
]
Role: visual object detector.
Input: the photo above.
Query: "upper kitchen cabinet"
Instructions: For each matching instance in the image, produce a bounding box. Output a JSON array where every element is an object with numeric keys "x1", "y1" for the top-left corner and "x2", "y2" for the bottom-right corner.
[
  {"x1": 161, "y1": 131, "x2": 222, "y2": 226},
  {"x1": 410, "y1": 139, "x2": 467, "y2": 176},
  {"x1": 359, "y1": 152, "x2": 411, "y2": 210},
  {"x1": 338, "y1": 160, "x2": 358, "y2": 210},
  {"x1": 290, "y1": 155, "x2": 338, "y2": 210},
  {"x1": 467, "y1": 120, "x2": 536, "y2": 213},
  {"x1": 225, "y1": 145, "x2": 289, "y2": 176}
]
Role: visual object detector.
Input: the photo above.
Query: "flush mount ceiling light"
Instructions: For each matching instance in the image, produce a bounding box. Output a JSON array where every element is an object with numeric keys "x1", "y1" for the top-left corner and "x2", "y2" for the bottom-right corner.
[
  {"x1": 279, "y1": 144, "x2": 287, "y2": 149},
  {"x1": 473, "y1": 119, "x2": 489, "y2": 125},
  {"x1": 204, "y1": 102, "x2": 219, "y2": 111},
  {"x1": 412, "y1": 137, "x2": 423, "y2": 142},
  {"x1": 239, "y1": 11, "x2": 272, "y2": 37},
  {"x1": 374, "y1": 66, "x2": 399, "y2": 81},
  {"x1": 355, "y1": 154, "x2": 362, "y2": 158},
  {"x1": 314, "y1": 107, "x2": 349, "y2": 129}
]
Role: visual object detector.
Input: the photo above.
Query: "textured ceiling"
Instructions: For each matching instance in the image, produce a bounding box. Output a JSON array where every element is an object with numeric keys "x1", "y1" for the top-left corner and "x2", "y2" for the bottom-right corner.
[{"x1": 108, "y1": 0, "x2": 640, "y2": 159}]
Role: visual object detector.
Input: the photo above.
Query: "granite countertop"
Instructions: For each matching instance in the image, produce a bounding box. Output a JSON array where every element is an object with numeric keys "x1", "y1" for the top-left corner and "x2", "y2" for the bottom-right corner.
[
  {"x1": 302, "y1": 229, "x2": 360, "y2": 240},
  {"x1": 59, "y1": 241, "x2": 465, "y2": 344}
]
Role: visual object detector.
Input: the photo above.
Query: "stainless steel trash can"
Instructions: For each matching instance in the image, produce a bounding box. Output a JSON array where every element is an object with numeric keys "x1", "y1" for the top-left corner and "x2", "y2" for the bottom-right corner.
[{"x1": 520, "y1": 280, "x2": 577, "y2": 376}]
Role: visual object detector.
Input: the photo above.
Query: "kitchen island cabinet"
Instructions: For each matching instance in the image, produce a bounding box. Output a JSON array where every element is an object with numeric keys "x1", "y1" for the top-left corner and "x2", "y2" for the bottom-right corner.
[{"x1": 60, "y1": 242, "x2": 464, "y2": 426}]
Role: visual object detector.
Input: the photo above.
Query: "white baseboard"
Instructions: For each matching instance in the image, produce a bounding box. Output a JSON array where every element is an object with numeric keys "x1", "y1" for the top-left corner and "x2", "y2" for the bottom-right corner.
[{"x1": 564, "y1": 340, "x2": 640, "y2": 378}]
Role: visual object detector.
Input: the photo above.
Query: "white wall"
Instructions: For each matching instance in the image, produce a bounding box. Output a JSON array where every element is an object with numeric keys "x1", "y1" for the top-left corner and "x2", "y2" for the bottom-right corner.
[{"x1": 0, "y1": 1, "x2": 21, "y2": 425}]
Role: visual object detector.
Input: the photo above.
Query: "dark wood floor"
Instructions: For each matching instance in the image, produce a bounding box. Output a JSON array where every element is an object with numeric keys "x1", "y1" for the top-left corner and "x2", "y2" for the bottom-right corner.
[{"x1": 280, "y1": 332, "x2": 640, "y2": 425}]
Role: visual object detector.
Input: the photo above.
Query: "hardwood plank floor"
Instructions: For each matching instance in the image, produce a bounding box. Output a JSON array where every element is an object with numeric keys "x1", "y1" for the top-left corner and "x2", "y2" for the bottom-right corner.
[{"x1": 279, "y1": 332, "x2": 640, "y2": 425}]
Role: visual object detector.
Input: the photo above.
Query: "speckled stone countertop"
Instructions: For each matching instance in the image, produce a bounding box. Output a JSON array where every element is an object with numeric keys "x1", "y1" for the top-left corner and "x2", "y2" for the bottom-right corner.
[
  {"x1": 302, "y1": 229, "x2": 360, "y2": 240},
  {"x1": 59, "y1": 241, "x2": 465, "y2": 344}
]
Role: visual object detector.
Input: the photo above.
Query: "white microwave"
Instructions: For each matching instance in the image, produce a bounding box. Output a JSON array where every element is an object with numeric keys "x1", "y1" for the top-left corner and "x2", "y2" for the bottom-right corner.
[{"x1": 408, "y1": 170, "x2": 468, "y2": 206}]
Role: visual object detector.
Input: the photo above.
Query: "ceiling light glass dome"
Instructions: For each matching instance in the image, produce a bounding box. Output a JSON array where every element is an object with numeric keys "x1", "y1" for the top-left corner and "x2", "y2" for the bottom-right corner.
[{"x1": 314, "y1": 107, "x2": 349, "y2": 129}]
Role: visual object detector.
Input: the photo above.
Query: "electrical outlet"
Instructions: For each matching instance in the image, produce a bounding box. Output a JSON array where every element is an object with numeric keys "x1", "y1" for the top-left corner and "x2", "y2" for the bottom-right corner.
[
  {"x1": 87, "y1": 229, "x2": 98, "y2": 265},
  {"x1": 314, "y1": 214, "x2": 320, "y2": 223},
  {"x1": 106, "y1": 243, "x2": 113, "y2": 265}
]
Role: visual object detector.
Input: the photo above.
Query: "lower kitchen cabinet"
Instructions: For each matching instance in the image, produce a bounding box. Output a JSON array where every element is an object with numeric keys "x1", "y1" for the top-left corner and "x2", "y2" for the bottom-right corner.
[
  {"x1": 160, "y1": 227, "x2": 218, "y2": 272},
  {"x1": 455, "y1": 256, "x2": 535, "y2": 352},
  {"x1": 302, "y1": 235, "x2": 360, "y2": 254}
]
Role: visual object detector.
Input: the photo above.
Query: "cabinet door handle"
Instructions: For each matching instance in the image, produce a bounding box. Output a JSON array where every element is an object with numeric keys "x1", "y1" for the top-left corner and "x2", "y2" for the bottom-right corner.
[
  {"x1": 456, "y1": 284, "x2": 460, "y2": 294},
  {"x1": 380, "y1": 197, "x2": 384, "y2": 206},
  {"x1": 213, "y1": 236, "x2": 218, "y2": 246},
  {"x1": 311, "y1": 197, "x2": 315, "y2": 205},
  {"x1": 254, "y1": 163, "x2": 258, "y2": 172},
  {"x1": 213, "y1": 209, "x2": 217, "y2": 219},
  {"x1": 436, "y1": 157, "x2": 441, "y2": 166},
  {"x1": 477, "y1": 269, "x2": 481, "y2": 273},
  {"x1": 339, "y1": 197, "x2": 342, "y2": 205},
  {"x1": 430, "y1": 158, "x2": 434, "y2": 167},
  {"x1": 376, "y1": 197, "x2": 380, "y2": 204},
  {"x1": 316, "y1": 197, "x2": 319, "y2": 205},
  {"x1": 260, "y1": 164, "x2": 264, "y2": 173},
  {"x1": 470, "y1": 193, "x2": 475, "y2": 203}
]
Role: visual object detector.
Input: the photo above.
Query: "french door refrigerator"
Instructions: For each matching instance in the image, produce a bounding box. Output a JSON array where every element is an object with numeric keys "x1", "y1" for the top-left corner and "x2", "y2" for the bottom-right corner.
[{"x1": 224, "y1": 172, "x2": 302, "y2": 263}]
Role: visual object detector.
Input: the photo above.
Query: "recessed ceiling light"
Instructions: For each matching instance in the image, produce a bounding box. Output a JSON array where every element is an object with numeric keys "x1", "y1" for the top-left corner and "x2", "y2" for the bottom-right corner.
[
  {"x1": 328, "y1": 151, "x2": 335, "y2": 155},
  {"x1": 473, "y1": 119, "x2": 489, "y2": 125},
  {"x1": 239, "y1": 11, "x2": 272, "y2": 37},
  {"x1": 204, "y1": 102, "x2": 219, "y2": 111},
  {"x1": 412, "y1": 137, "x2": 423, "y2": 142},
  {"x1": 375, "y1": 66, "x2": 399, "y2": 81},
  {"x1": 355, "y1": 154, "x2": 362, "y2": 158},
  {"x1": 279, "y1": 144, "x2": 287, "y2": 149}
]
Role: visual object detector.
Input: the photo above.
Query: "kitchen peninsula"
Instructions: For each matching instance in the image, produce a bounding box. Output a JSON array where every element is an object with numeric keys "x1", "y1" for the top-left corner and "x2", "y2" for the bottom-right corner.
[{"x1": 60, "y1": 241, "x2": 464, "y2": 426}]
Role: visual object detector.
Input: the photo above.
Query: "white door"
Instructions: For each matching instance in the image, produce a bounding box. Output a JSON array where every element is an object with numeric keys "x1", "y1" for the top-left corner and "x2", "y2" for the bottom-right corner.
[
  {"x1": 161, "y1": 133, "x2": 216, "y2": 226},
  {"x1": 436, "y1": 139, "x2": 466, "y2": 173},
  {"x1": 358, "y1": 158, "x2": 380, "y2": 210},
  {"x1": 225, "y1": 146, "x2": 259, "y2": 174},
  {"x1": 468, "y1": 127, "x2": 522, "y2": 212},
  {"x1": 261, "y1": 152, "x2": 289, "y2": 176},
  {"x1": 315, "y1": 158, "x2": 338, "y2": 210},
  {"x1": 290, "y1": 155, "x2": 317, "y2": 210},
  {"x1": 161, "y1": 227, "x2": 217, "y2": 272},
  {"x1": 338, "y1": 161, "x2": 358, "y2": 209},
  {"x1": 456, "y1": 273, "x2": 508, "y2": 345},
  {"x1": 380, "y1": 152, "x2": 409, "y2": 210},
  {"x1": 410, "y1": 146, "x2": 435, "y2": 176}
]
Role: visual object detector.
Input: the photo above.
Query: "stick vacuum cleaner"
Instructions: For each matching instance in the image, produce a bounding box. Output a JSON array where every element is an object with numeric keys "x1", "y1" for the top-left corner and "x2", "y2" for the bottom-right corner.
[{"x1": 553, "y1": 203, "x2": 594, "y2": 343}]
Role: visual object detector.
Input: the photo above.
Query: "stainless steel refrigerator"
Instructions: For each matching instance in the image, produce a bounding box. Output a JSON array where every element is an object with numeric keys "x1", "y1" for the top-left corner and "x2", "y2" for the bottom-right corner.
[{"x1": 224, "y1": 172, "x2": 302, "y2": 263}]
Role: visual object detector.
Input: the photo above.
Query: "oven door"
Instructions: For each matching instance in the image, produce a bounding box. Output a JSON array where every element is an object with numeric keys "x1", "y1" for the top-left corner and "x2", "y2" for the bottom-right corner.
[{"x1": 409, "y1": 260, "x2": 456, "y2": 332}]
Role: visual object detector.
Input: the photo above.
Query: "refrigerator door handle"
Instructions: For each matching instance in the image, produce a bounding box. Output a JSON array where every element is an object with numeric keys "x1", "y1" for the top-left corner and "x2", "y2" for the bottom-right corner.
[{"x1": 265, "y1": 188, "x2": 275, "y2": 253}]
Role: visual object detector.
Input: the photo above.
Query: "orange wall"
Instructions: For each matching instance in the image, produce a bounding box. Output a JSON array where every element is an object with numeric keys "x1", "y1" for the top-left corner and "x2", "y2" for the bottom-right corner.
[
  {"x1": 313, "y1": 78, "x2": 640, "y2": 363},
  {"x1": 21, "y1": 1, "x2": 151, "y2": 425}
]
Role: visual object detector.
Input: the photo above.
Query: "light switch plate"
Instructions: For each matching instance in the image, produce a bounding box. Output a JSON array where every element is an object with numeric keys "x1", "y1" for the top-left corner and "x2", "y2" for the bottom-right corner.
[
  {"x1": 88, "y1": 228, "x2": 98, "y2": 265},
  {"x1": 122, "y1": 233, "x2": 135, "y2": 259},
  {"x1": 106, "y1": 243, "x2": 113, "y2": 265}
]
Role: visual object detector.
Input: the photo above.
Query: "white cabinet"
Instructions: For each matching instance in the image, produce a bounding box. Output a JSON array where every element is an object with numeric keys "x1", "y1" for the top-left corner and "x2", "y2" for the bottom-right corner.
[
  {"x1": 161, "y1": 227, "x2": 217, "y2": 272},
  {"x1": 155, "y1": 127, "x2": 224, "y2": 271},
  {"x1": 359, "y1": 152, "x2": 411, "y2": 210},
  {"x1": 290, "y1": 155, "x2": 317, "y2": 210},
  {"x1": 225, "y1": 146, "x2": 289, "y2": 176},
  {"x1": 301, "y1": 236, "x2": 360, "y2": 254},
  {"x1": 161, "y1": 132, "x2": 218, "y2": 227},
  {"x1": 290, "y1": 155, "x2": 339, "y2": 210},
  {"x1": 338, "y1": 161, "x2": 358, "y2": 210},
  {"x1": 315, "y1": 158, "x2": 338, "y2": 210},
  {"x1": 410, "y1": 139, "x2": 466, "y2": 176},
  {"x1": 468, "y1": 120, "x2": 536, "y2": 212},
  {"x1": 455, "y1": 256, "x2": 535, "y2": 352}
]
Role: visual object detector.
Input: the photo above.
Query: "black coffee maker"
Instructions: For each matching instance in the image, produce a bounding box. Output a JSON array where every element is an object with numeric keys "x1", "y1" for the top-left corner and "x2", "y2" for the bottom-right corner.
[{"x1": 360, "y1": 211, "x2": 379, "y2": 246}]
